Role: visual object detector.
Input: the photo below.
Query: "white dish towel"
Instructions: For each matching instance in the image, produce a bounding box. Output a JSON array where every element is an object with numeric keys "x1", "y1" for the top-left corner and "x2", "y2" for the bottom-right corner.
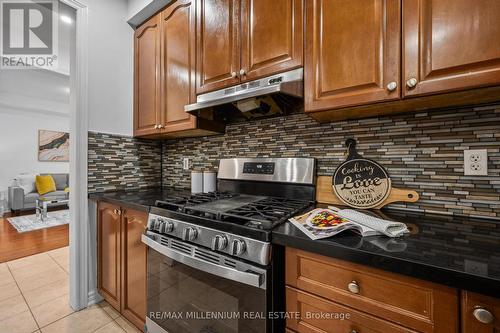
[{"x1": 330, "y1": 207, "x2": 409, "y2": 238}]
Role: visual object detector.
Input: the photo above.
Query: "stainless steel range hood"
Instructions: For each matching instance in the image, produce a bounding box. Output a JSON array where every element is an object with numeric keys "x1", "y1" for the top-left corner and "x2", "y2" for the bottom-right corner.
[{"x1": 185, "y1": 68, "x2": 303, "y2": 119}]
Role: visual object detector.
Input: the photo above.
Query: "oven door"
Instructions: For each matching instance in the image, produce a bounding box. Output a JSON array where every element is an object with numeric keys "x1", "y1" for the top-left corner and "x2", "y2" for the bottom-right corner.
[{"x1": 142, "y1": 233, "x2": 268, "y2": 333}]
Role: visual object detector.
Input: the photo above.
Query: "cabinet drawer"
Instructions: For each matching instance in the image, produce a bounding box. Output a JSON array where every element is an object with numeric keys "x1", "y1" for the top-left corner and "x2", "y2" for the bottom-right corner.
[
  {"x1": 462, "y1": 291, "x2": 500, "y2": 333},
  {"x1": 286, "y1": 248, "x2": 458, "y2": 332},
  {"x1": 286, "y1": 287, "x2": 417, "y2": 333}
]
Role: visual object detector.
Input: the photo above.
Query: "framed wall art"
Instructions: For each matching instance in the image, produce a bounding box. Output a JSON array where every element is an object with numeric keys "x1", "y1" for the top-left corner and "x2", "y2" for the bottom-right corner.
[{"x1": 38, "y1": 130, "x2": 70, "y2": 162}]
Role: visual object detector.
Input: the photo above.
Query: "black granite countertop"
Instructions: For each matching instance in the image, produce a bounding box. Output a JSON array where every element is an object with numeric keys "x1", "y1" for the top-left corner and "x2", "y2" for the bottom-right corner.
[
  {"x1": 272, "y1": 207, "x2": 500, "y2": 297},
  {"x1": 89, "y1": 189, "x2": 500, "y2": 297},
  {"x1": 88, "y1": 187, "x2": 190, "y2": 212}
]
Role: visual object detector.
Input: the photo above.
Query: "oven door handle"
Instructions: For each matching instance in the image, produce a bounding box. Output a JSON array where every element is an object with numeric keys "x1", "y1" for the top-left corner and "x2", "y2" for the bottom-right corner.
[{"x1": 142, "y1": 234, "x2": 266, "y2": 289}]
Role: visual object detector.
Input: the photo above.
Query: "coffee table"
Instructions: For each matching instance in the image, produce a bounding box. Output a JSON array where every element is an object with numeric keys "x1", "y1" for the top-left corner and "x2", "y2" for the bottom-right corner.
[{"x1": 35, "y1": 197, "x2": 69, "y2": 221}]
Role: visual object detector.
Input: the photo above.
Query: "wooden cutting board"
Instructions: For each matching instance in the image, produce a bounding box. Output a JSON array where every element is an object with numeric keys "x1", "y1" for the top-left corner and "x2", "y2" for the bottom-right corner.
[{"x1": 317, "y1": 176, "x2": 419, "y2": 209}]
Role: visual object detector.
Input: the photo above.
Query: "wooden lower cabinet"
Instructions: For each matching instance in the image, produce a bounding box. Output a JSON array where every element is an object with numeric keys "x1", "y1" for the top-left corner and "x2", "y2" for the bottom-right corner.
[
  {"x1": 121, "y1": 208, "x2": 148, "y2": 330},
  {"x1": 98, "y1": 202, "x2": 147, "y2": 331},
  {"x1": 287, "y1": 287, "x2": 418, "y2": 333},
  {"x1": 97, "y1": 202, "x2": 121, "y2": 310},
  {"x1": 462, "y1": 291, "x2": 500, "y2": 333},
  {"x1": 285, "y1": 248, "x2": 458, "y2": 333}
]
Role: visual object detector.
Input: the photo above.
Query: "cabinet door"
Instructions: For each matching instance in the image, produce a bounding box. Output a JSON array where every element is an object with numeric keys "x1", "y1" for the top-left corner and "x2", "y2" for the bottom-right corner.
[
  {"x1": 134, "y1": 15, "x2": 161, "y2": 137},
  {"x1": 403, "y1": 0, "x2": 500, "y2": 97},
  {"x1": 97, "y1": 202, "x2": 121, "y2": 311},
  {"x1": 121, "y1": 208, "x2": 148, "y2": 331},
  {"x1": 160, "y1": 0, "x2": 197, "y2": 133},
  {"x1": 304, "y1": 0, "x2": 401, "y2": 112},
  {"x1": 196, "y1": 0, "x2": 240, "y2": 94},
  {"x1": 240, "y1": 0, "x2": 303, "y2": 81},
  {"x1": 462, "y1": 291, "x2": 500, "y2": 333}
]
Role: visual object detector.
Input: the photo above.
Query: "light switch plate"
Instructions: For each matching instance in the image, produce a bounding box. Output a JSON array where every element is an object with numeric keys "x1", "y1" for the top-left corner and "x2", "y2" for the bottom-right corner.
[{"x1": 464, "y1": 149, "x2": 488, "y2": 176}]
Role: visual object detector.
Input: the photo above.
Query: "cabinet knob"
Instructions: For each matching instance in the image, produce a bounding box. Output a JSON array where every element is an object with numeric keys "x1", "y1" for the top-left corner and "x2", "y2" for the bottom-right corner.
[
  {"x1": 231, "y1": 71, "x2": 237, "y2": 78},
  {"x1": 348, "y1": 281, "x2": 360, "y2": 294},
  {"x1": 158, "y1": 124, "x2": 163, "y2": 129},
  {"x1": 350, "y1": 330, "x2": 358, "y2": 333},
  {"x1": 154, "y1": 124, "x2": 158, "y2": 129},
  {"x1": 239, "y1": 69, "x2": 246, "y2": 76},
  {"x1": 386, "y1": 81, "x2": 397, "y2": 92},
  {"x1": 406, "y1": 77, "x2": 418, "y2": 88},
  {"x1": 473, "y1": 307, "x2": 494, "y2": 324}
]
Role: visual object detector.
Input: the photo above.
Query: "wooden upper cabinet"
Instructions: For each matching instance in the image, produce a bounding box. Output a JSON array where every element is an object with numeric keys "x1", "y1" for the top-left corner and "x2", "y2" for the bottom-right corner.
[
  {"x1": 403, "y1": 0, "x2": 500, "y2": 97},
  {"x1": 462, "y1": 291, "x2": 500, "y2": 333},
  {"x1": 196, "y1": 0, "x2": 240, "y2": 94},
  {"x1": 121, "y1": 208, "x2": 148, "y2": 330},
  {"x1": 239, "y1": 0, "x2": 303, "y2": 81},
  {"x1": 134, "y1": 15, "x2": 161, "y2": 137},
  {"x1": 304, "y1": 0, "x2": 401, "y2": 113},
  {"x1": 160, "y1": 0, "x2": 197, "y2": 133},
  {"x1": 97, "y1": 202, "x2": 121, "y2": 311}
]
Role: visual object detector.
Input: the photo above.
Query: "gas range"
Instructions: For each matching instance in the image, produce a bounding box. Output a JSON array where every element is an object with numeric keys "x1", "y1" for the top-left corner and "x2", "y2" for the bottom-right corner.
[
  {"x1": 147, "y1": 191, "x2": 313, "y2": 265},
  {"x1": 142, "y1": 158, "x2": 315, "y2": 333},
  {"x1": 145, "y1": 158, "x2": 315, "y2": 265}
]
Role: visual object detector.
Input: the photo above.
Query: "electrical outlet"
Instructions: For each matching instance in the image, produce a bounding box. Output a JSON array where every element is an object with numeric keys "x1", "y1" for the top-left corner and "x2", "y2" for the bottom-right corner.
[
  {"x1": 464, "y1": 149, "x2": 488, "y2": 176},
  {"x1": 182, "y1": 157, "x2": 191, "y2": 170}
]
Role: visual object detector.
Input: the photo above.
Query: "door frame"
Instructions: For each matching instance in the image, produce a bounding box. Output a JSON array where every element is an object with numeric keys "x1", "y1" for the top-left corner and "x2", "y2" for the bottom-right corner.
[{"x1": 60, "y1": 0, "x2": 89, "y2": 311}]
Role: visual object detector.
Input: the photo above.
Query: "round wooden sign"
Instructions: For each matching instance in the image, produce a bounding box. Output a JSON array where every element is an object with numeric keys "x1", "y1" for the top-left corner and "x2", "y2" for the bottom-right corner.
[{"x1": 332, "y1": 139, "x2": 392, "y2": 209}]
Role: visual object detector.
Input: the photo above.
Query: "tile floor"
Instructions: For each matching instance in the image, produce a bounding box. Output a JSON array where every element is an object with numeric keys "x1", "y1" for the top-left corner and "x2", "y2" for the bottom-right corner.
[{"x1": 0, "y1": 246, "x2": 141, "y2": 333}]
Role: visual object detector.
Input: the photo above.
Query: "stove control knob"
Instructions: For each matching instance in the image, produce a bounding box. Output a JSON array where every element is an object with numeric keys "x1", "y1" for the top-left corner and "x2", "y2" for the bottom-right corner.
[
  {"x1": 157, "y1": 220, "x2": 167, "y2": 233},
  {"x1": 211, "y1": 235, "x2": 228, "y2": 251},
  {"x1": 182, "y1": 227, "x2": 198, "y2": 241},
  {"x1": 164, "y1": 220, "x2": 174, "y2": 233},
  {"x1": 151, "y1": 219, "x2": 160, "y2": 231},
  {"x1": 155, "y1": 218, "x2": 164, "y2": 232},
  {"x1": 147, "y1": 218, "x2": 156, "y2": 230},
  {"x1": 231, "y1": 239, "x2": 246, "y2": 256}
]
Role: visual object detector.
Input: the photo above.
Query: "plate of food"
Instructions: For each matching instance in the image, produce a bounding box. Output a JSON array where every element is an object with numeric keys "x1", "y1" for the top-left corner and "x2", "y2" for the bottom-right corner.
[{"x1": 305, "y1": 208, "x2": 349, "y2": 230}]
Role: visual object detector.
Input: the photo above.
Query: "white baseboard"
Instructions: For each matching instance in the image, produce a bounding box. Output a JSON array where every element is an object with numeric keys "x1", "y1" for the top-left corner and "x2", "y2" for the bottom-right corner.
[{"x1": 87, "y1": 289, "x2": 103, "y2": 306}]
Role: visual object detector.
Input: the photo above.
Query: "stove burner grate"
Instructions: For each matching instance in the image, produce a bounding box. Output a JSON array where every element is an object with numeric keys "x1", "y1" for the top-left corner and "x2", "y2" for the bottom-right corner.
[{"x1": 155, "y1": 192, "x2": 312, "y2": 230}]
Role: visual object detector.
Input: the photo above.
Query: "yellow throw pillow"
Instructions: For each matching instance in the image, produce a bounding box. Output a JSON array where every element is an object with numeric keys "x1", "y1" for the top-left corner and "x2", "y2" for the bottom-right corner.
[{"x1": 36, "y1": 175, "x2": 56, "y2": 195}]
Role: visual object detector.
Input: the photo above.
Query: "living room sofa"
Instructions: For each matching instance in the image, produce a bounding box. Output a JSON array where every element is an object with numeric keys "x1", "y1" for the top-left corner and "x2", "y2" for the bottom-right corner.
[{"x1": 8, "y1": 173, "x2": 69, "y2": 213}]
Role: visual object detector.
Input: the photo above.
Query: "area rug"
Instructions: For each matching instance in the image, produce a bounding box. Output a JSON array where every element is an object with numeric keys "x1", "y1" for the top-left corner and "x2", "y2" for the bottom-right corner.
[{"x1": 7, "y1": 210, "x2": 70, "y2": 233}]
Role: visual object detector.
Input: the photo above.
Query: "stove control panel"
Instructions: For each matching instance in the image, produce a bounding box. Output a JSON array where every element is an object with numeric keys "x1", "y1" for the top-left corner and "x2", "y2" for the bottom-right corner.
[
  {"x1": 243, "y1": 162, "x2": 275, "y2": 175},
  {"x1": 146, "y1": 213, "x2": 271, "y2": 265}
]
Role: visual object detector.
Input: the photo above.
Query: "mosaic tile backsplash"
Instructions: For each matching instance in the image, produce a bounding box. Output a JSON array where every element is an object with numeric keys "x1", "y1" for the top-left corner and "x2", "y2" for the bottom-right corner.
[
  {"x1": 88, "y1": 132, "x2": 162, "y2": 193},
  {"x1": 163, "y1": 105, "x2": 500, "y2": 219}
]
